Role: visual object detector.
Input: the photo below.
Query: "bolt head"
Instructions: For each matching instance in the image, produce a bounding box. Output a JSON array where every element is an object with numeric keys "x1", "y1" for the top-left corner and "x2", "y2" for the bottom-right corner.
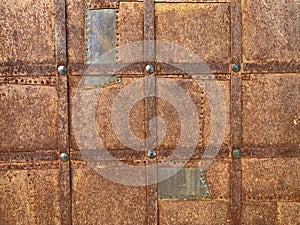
[
  {"x1": 145, "y1": 64, "x2": 155, "y2": 74},
  {"x1": 147, "y1": 150, "x2": 156, "y2": 159},
  {"x1": 232, "y1": 63, "x2": 241, "y2": 73},
  {"x1": 232, "y1": 149, "x2": 241, "y2": 159},
  {"x1": 57, "y1": 65, "x2": 67, "y2": 75},
  {"x1": 60, "y1": 153, "x2": 69, "y2": 162}
]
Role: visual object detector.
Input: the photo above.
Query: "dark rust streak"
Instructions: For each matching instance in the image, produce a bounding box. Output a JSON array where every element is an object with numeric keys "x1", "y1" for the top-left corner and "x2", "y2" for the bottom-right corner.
[
  {"x1": 230, "y1": 0, "x2": 242, "y2": 225},
  {"x1": 242, "y1": 147, "x2": 300, "y2": 158},
  {"x1": 230, "y1": 158, "x2": 242, "y2": 224},
  {"x1": 144, "y1": 0, "x2": 158, "y2": 224},
  {"x1": 54, "y1": 0, "x2": 68, "y2": 65},
  {"x1": 57, "y1": 75, "x2": 71, "y2": 225},
  {"x1": 0, "y1": 151, "x2": 58, "y2": 163},
  {"x1": 144, "y1": 0, "x2": 155, "y2": 61},
  {"x1": 0, "y1": 64, "x2": 56, "y2": 76},
  {"x1": 243, "y1": 62, "x2": 300, "y2": 74},
  {"x1": 0, "y1": 161, "x2": 60, "y2": 170}
]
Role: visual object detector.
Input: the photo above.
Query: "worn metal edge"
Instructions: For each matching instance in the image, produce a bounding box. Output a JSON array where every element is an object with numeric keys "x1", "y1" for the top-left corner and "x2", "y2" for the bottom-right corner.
[
  {"x1": 0, "y1": 76, "x2": 57, "y2": 86},
  {"x1": 57, "y1": 75, "x2": 71, "y2": 225},
  {"x1": 241, "y1": 147, "x2": 300, "y2": 158},
  {"x1": 243, "y1": 62, "x2": 300, "y2": 74},
  {"x1": 0, "y1": 151, "x2": 59, "y2": 163},
  {"x1": 0, "y1": 65, "x2": 56, "y2": 76},
  {"x1": 230, "y1": 0, "x2": 242, "y2": 224},
  {"x1": 0, "y1": 161, "x2": 60, "y2": 170},
  {"x1": 54, "y1": 0, "x2": 68, "y2": 65}
]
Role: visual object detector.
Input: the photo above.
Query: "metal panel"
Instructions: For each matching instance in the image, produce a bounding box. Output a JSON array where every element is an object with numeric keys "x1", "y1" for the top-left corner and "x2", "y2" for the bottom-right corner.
[
  {"x1": 155, "y1": 3, "x2": 231, "y2": 64},
  {"x1": 158, "y1": 167, "x2": 210, "y2": 200},
  {"x1": 0, "y1": 169, "x2": 61, "y2": 225},
  {"x1": 0, "y1": 83, "x2": 58, "y2": 152},
  {"x1": 242, "y1": 74, "x2": 300, "y2": 147},
  {"x1": 242, "y1": 0, "x2": 300, "y2": 63},
  {"x1": 0, "y1": 0, "x2": 55, "y2": 64},
  {"x1": 85, "y1": 9, "x2": 116, "y2": 65}
]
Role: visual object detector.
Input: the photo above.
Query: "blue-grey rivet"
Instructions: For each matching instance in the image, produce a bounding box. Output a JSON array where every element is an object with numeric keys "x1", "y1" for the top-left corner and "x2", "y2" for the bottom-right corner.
[
  {"x1": 60, "y1": 153, "x2": 69, "y2": 162},
  {"x1": 232, "y1": 63, "x2": 241, "y2": 73},
  {"x1": 147, "y1": 150, "x2": 156, "y2": 159},
  {"x1": 145, "y1": 64, "x2": 155, "y2": 74},
  {"x1": 233, "y1": 149, "x2": 241, "y2": 159},
  {"x1": 57, "y1": 65, "x2": 67, "y2": 75}
]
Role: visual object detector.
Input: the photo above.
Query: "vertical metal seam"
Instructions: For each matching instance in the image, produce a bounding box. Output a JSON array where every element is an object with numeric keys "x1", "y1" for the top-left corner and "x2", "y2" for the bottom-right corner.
[
  {"x1": 144, "y1": 0, "x2": 158, "y2": 224},
  {"x1": 54, "y1": 0, "x2": 71, "y2": 224},
  {"x1": 230, "y1": 0, "x2": 243, "y2": 224}
]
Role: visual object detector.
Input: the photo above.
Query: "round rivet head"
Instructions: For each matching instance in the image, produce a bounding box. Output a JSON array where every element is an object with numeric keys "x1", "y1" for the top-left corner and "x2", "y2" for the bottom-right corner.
[
  {"x1": 147, "y1": 150, "x2": 156, "y2": 159},
  {"x1": 232, "y1": 63, "x2": 241, "y2": 73},
  {"x1": 145, "y1": 64, "x2": 155, "y2": 74},
  {"x1": 57, "y1": 65, "x2": 67, "y2": 75},
  {"x1": 232, "y1": 149, "x2": 241, "y2": 159},
  {"x1": 60, "y1": 153, "x2": 69, "y2": 162}
]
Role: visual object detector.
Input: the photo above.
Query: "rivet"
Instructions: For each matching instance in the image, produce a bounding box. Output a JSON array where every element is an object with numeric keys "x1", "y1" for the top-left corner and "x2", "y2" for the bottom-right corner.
[
  {"x1": 232, "y1": 149, "x2": 241, "y2": 159},
  {"x1": 57, "y1": 65, "x2": 67, "y2": 75},
  {"x1": 147, "y1": 150, "x2": 156, "y2": 159},
  {"x1": 232, "y1": 63, "x2": 241, "y2": 73},
  {"x1": 145, "y1": 64, "x2": 155, "y2": 74},
  {"x1": 60, "y1": 153, "x2": 69, "y2": 162}
]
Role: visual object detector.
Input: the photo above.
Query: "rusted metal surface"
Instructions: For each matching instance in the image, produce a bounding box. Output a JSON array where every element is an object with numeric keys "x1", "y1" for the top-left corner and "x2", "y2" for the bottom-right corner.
[
  {"x1": 242, "y1": 0, "x2": 300, "y2": 63},
  {"x1": 71, "y1": 164, "x2": 147, "y2": 225},
  {"x1": 242, "y1": 74, "x2": 300, "y2": 147},
  {"x1": 242, "y1": 202, "x2": 277, "y2": 225},
  {"x1": 242, "y1": 158, "x2": 300, "y2": 201},
  {"x1": 0, "y1": 0, "x2": 55, "y2": 65},
  {"x1": 159, "y1": 200, "x2": 230, "y2": 224},
  {"x1": 0, "y1": 84, "x2": 57, "y2": 152},
  {"x1": 0, "y1": 169, "x2": 61, "y2": 224},
  {"x1": 86, "y1": 0, "x2": 119, "y2": 9},
  {"x1": 155, "y1": 3, "x2": 230, "y2": 64}
]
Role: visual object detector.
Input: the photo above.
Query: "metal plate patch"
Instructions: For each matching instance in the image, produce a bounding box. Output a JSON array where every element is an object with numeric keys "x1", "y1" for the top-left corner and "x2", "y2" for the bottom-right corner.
[{"x1": 158, "y1": 167, "x2": 210, "y2": 200}]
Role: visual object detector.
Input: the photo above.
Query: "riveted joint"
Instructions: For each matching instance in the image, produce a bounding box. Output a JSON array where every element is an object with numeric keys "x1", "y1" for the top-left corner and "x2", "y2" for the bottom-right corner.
[
  {"x1": 145, "y1": 64, "x2": 155, "y2": 74},
  {"x1": 232, "y1": 149, "x2": 241, "y2": 159},
  {"x1": 60, "y1": 153, "x2": 69, "y2": 162},
  {"x1": 57, "y1": 65, "x2": 68, "y2": 75},
  {"x1": 147, "y1": 150, "x2": 157, "y2": 159},
  {"x1": 231, "y1": 63, "x2": 241, "y2": 73}
]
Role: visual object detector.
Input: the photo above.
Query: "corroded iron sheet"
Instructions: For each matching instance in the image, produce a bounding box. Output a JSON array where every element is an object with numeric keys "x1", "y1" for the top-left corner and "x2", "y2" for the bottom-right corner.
[
  {"x1": 242, "y1": 158, "x2": 300, "y2": 201},
  {"x1": 0, "y1": 84, "x2": 58, "y2": 152},
  {"x1": 0, "y1": 0, "x2": 55, "y2": 64},
  {"x1": 69, "y1": 76, "x2": 145, "y2": 152},
  {"x1": 242, "y1": 74, "x2": 300, "y2": 147},
  {"x1": 0, "y1": 169, "x2": 61, "y2": 224},
  {"x1": 155, "y1": 3, "x2": 230, "y2": 64},
  {"x1": 159, "y1": 200, "x2": 230, "y2": 224},
  {"x1": 242, "y1": 0, "x2": 300, "y2": 63},
  {"x1": 71, "y1": 165, "x2": 147, "y2": 225}
]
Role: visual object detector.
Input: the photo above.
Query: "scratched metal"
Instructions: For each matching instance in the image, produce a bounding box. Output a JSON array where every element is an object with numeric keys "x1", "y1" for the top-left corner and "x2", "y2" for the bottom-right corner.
[
  {"x1": 158, "y1": 167, "x2": 211, "y2": 200},
  {"x1": 85, "y1": 9, "x2": 116, "y2": 65}
]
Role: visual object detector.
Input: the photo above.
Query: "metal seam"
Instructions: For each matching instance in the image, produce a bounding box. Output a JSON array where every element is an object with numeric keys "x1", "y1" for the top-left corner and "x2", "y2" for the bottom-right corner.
[{"x1": 230, "y1": 0, "x2": 243, "y2": 224}]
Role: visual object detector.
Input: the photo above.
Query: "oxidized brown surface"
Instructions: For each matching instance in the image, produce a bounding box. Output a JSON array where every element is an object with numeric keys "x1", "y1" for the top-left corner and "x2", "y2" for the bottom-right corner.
[
  {"x1": 242, "y1": 74, "x2": 300, "y2": 147},
  {"x1": 159, "y1": 200, "x2": 230, "y2": 224},
  {"x1": 71, "y1": 164, "x2": 147, "y2": 225},
  {"x1": 0, "y1": 0, "x2": 55, "y2": 64},
  {"x1": 0, "y1": 0, "x2": 299, "y2": 224},
  {"x1": 242, "y1": 0, "x2": 300, "y2": 63},
  {"x1": 155, "y1": 3, "x2": 231, "y2": 64},
  {"x1": 0, "y1": 83, "x2": 57, "y2": 152},
  {"x1": 0, "y1": 168, "x2": 61, "y2": 225},
  {"x1": 242, "y1": 158, "x2": 300, "y2": 201}
]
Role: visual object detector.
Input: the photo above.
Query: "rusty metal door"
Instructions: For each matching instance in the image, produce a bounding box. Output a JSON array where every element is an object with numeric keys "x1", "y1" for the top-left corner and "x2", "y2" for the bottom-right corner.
[{"x1": 0, "y1": 0, "x2": 299, "y2": 224}]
